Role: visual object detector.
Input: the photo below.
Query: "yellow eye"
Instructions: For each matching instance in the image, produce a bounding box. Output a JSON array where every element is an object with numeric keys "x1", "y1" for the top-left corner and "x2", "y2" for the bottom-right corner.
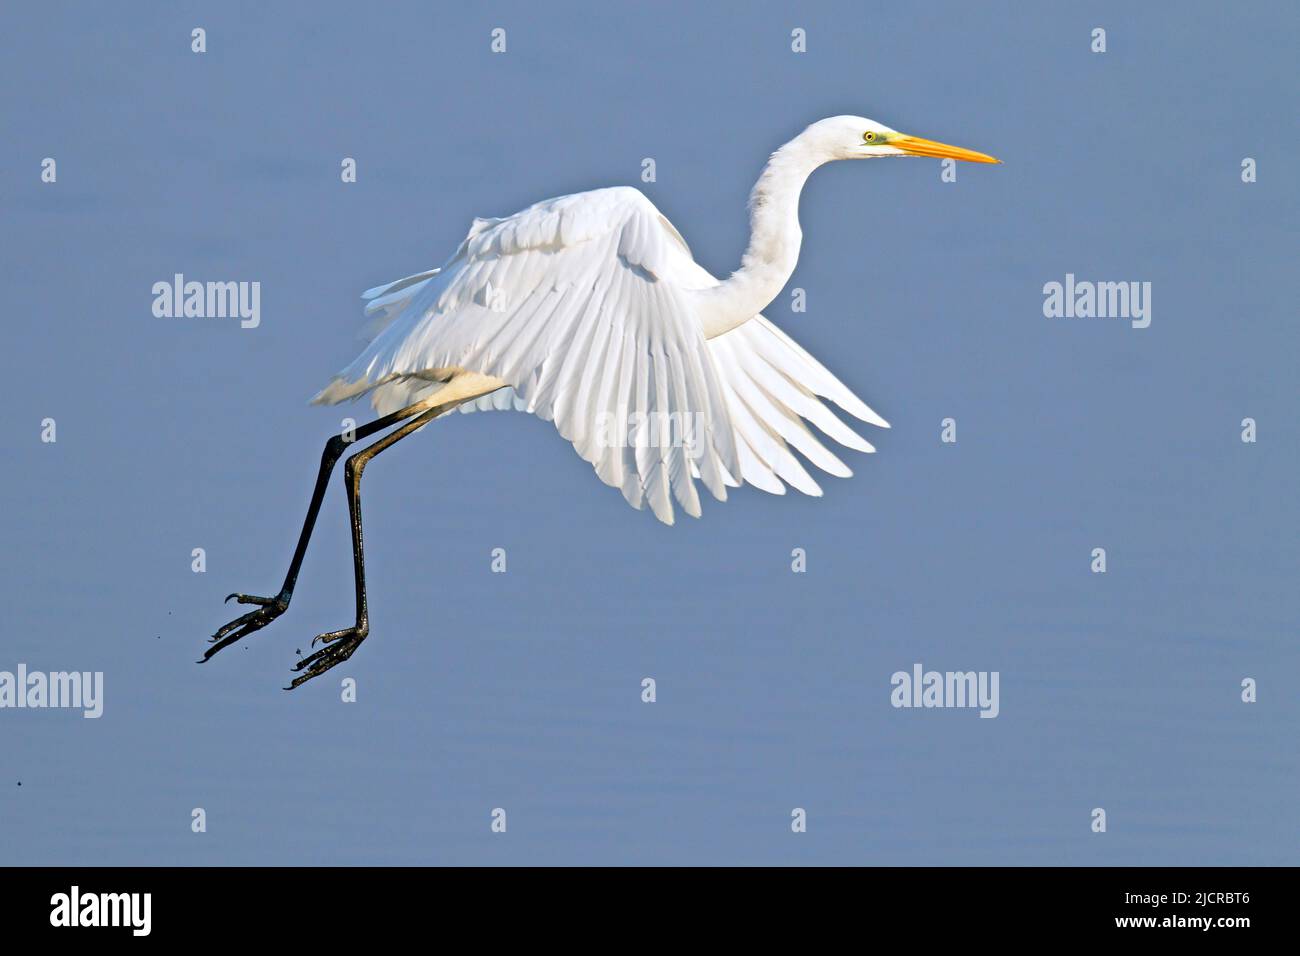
[{"x1": 863, "y1": 131, "x2": 877, "y2": 143}]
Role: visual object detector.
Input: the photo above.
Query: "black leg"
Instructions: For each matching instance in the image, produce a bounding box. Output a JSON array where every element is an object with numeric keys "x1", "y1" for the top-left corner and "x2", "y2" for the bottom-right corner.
[
  {"x1": 287, "y1": 402, "x2": 447, "y2": 688},
  {"x1": 202, "y1": 401, "x2": 431, "y2": 662}
]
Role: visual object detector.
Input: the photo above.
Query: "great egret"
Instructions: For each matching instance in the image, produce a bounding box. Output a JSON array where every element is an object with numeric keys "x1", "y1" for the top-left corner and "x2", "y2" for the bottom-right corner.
[{"x1": 203, "y1": 115, "x2": 999, "y2": 687}]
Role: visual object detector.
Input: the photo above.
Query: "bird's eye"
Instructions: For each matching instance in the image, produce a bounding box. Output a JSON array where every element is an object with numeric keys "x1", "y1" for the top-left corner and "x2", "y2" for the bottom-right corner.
[{"x1": 863, "y1": 131, "x2": 877, "y2": 143}]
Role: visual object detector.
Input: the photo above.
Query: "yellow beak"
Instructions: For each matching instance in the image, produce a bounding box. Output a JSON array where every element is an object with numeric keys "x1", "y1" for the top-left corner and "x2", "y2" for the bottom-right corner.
[{"x1": 892, "y1": 133, "x2": 1001, "y2": 164}]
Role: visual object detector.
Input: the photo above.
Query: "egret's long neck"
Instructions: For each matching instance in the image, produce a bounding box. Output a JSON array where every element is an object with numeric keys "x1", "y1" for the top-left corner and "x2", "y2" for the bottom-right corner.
[{"x1": 697, "y1": 136, "x2": 825, "y2": 338}]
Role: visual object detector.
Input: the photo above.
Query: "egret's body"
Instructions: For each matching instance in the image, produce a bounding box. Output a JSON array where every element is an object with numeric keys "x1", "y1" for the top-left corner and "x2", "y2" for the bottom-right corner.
[{"x1": 203, "y1": 115, "x2": 998, "y2": 686}]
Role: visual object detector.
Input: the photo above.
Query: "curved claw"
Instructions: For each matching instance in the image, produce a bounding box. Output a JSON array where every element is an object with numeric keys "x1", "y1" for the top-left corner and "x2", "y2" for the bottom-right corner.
[
  {"x1": 291, "y1": 648, "x2": 327, "y2": 672},
  {"x1": 225, "y1": 592, "x2": 276, "y2": 607},
  {"x1": 204, "y1": 591, "x2": 289, "y2": 661},
  {"x1": 286, "y1": 627, "x2": 366, "y2": 689},
  {"x1": 310, "y1": 628, "x2": 349, "y2": 648}
]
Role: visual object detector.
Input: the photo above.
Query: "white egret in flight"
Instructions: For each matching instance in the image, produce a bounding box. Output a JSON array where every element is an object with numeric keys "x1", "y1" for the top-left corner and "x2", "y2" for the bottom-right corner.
[{"x1": 202, "y1": 116, "x2": 999, "y2": 687}]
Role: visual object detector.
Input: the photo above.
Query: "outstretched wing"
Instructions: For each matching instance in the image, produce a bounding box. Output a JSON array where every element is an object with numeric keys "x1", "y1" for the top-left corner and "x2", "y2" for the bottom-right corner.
[
  {"x1": 704, "y1": 314, "x2": 889, "y2": 497},
  {"x1": 314, "y1": 187, "x2": 739, "y2": 524},
  {"x1": 460, "y1": 274, "x2": 892, "y2": 499}
]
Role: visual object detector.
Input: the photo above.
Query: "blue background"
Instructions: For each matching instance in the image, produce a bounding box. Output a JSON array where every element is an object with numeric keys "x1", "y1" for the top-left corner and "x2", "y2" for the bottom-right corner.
[{"x1": 2, "y1": 1, "x2": 1295, "y2": 864}]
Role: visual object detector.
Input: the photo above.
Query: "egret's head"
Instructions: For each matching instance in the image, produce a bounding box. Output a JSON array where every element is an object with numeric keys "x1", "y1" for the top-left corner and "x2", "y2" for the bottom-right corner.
[{"x1": 804, "y1": 115, "x2": 1000, "y2": 164}]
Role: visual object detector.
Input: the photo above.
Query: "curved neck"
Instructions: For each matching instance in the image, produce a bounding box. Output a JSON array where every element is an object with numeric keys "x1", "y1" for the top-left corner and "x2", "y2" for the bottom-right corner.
[{"x1": 697, "y1": 135, "x2": 825, "y2": 338}]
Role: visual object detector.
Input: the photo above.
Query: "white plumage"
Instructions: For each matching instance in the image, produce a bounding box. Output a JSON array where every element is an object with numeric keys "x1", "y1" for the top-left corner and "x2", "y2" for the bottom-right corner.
[
  {"x1": 207, "y1": 115, "x2": 1000, "y2": 684},
  {"x1": 312, "y1": 186, "x2": 879, "y2": 525},
  {"x1": 313, "y1": 116, "x2": 1000, "y2": 524}
]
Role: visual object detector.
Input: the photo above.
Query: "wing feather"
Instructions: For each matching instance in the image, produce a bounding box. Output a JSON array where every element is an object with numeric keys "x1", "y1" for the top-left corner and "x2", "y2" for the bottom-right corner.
[
  {"x1": 317, "y1": 186, "x2": 889, "y2": 521},
  {"x1": 315, "y1": 187, "x2": 738, "y2": 523},
  {"x1": 702, "y1": 312, "x2": 888, "y2": 496}
]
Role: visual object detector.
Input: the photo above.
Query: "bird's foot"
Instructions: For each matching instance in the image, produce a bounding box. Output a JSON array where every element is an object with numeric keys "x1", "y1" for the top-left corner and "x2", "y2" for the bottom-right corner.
[
  {"x1": 286, "y1": 624, "x2": 367, "y2": 689},
  {"x1": 202, "y1": 592, "x2": 289, "y2": 661}
]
